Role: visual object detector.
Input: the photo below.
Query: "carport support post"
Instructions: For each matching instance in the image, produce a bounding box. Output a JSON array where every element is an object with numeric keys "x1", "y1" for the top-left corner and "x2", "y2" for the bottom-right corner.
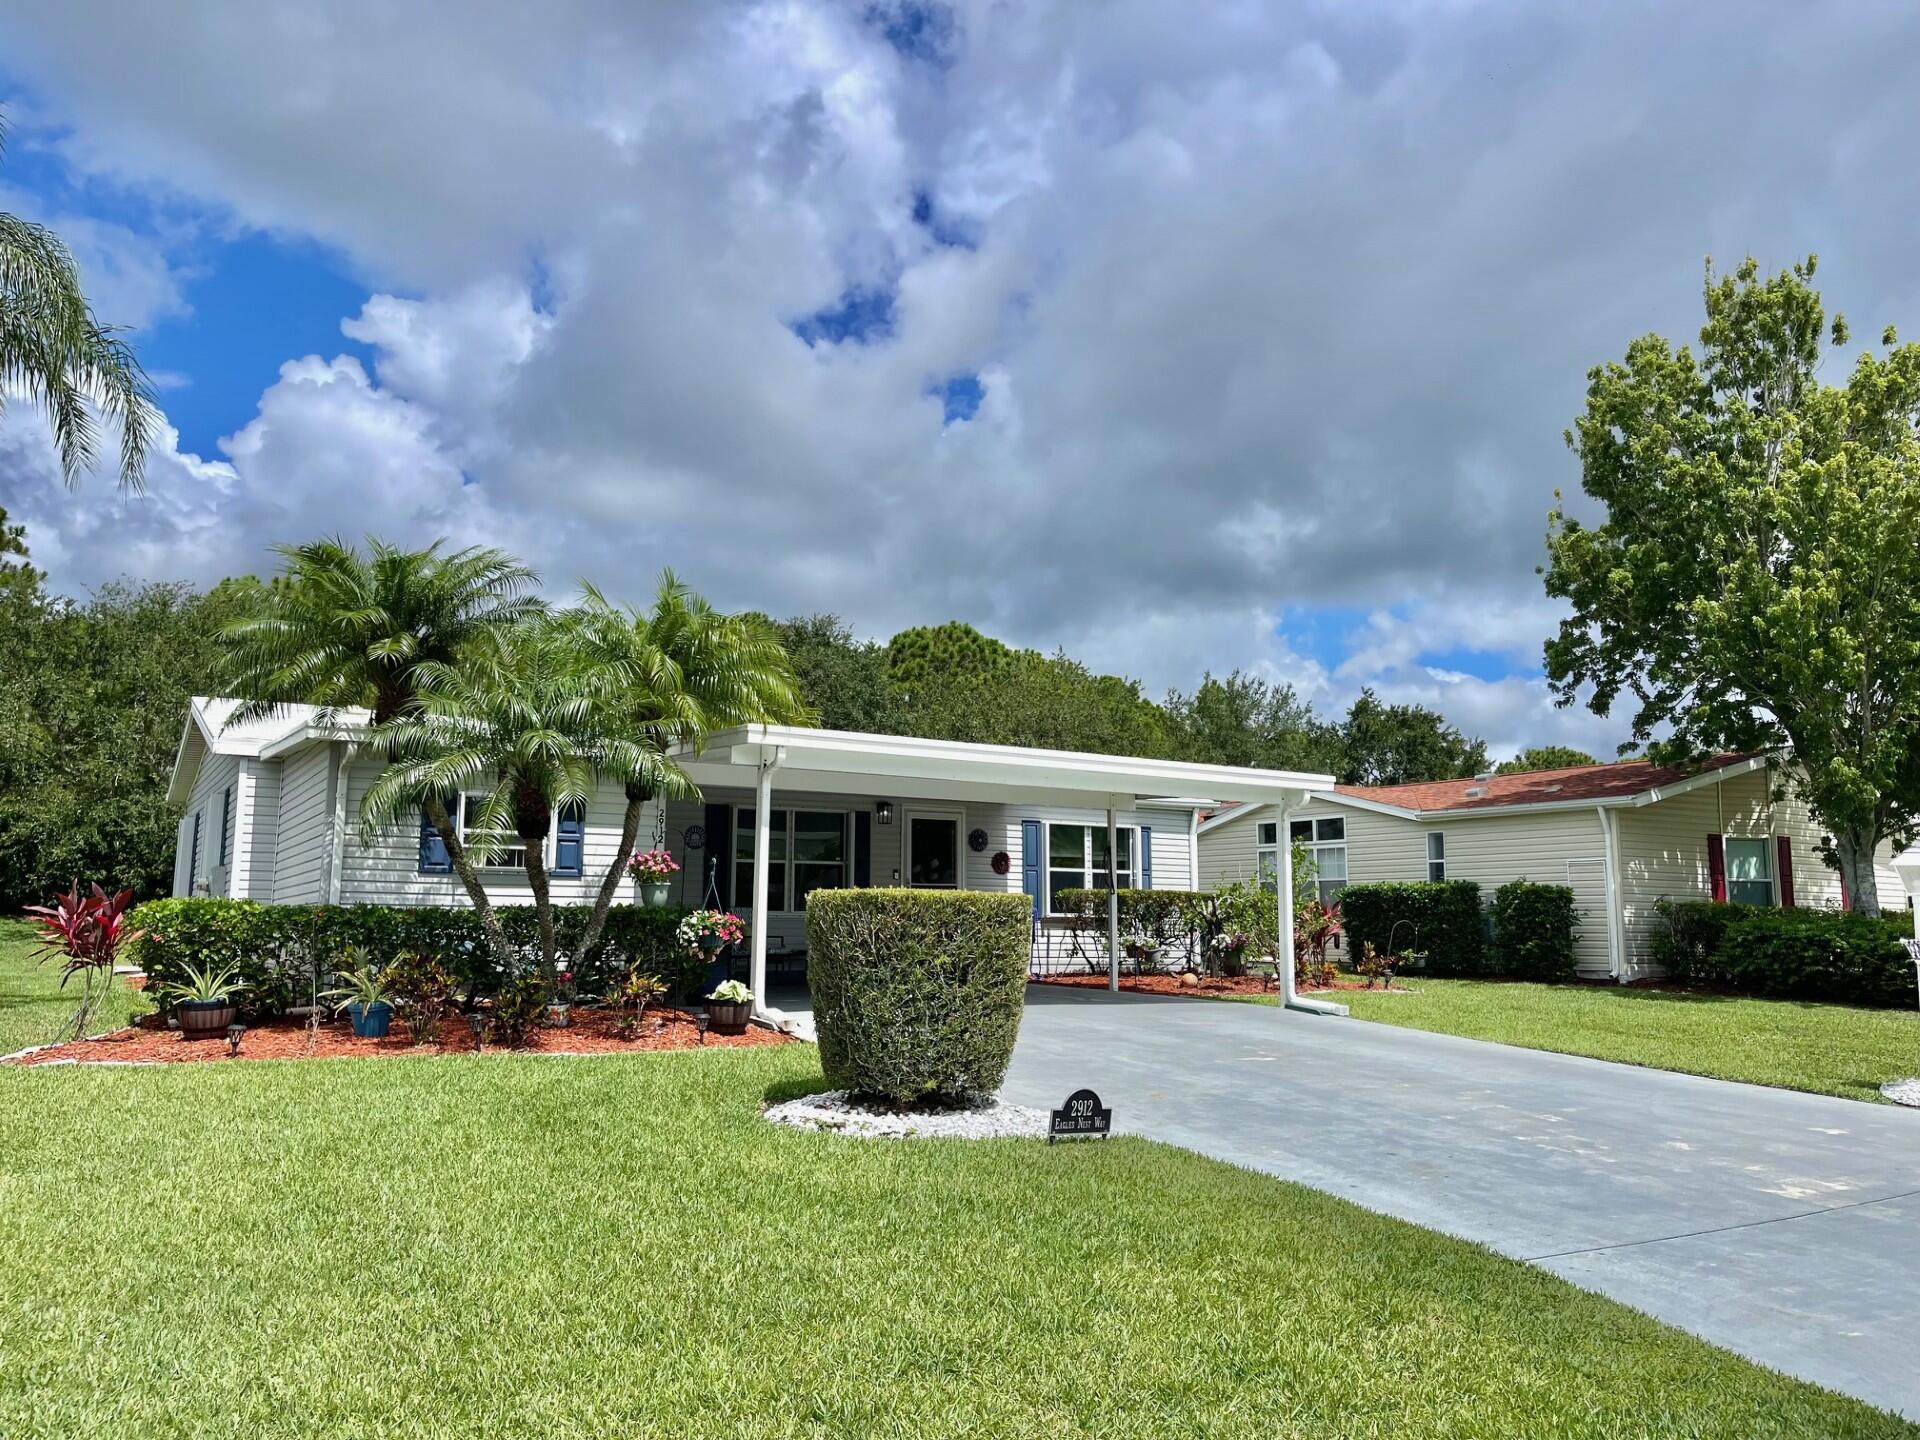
[
  {"x1": 749, "y1": 747, "x2": 783, "y2": 1018},
  {"x1": 1276, "y1": 802, "x2": 1298, "y2": 1009},
  {"x1": 1107, "y1": 805, "x2": 1121, "y2": 992}
]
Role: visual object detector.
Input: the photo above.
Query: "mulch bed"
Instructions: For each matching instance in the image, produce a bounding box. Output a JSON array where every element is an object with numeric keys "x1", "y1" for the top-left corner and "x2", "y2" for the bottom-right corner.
[
  {"x1": 7, "y1": 1005, "x2": 792, "y2": 1066},
  {"x1": 1034, "y1": 972, "x2": 1409, "y2": 998}
]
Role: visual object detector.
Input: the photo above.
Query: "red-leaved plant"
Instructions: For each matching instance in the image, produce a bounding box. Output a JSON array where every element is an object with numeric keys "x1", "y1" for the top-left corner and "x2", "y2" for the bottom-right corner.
[{"x1": 24, "y1": 883, "x2": 144, "y2": 1041}]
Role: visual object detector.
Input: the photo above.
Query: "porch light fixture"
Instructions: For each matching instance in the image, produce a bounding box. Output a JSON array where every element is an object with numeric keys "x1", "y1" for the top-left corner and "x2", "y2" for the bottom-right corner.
[{"x1": 875, "y1": 801, "x2": 894, "y2": 826}]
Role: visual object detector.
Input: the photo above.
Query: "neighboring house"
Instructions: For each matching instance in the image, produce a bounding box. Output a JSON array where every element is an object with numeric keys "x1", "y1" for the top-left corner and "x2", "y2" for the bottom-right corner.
[
  {"x1": 1198, "y1": 754, "x2": 1911, "y2": 980},
  {"x1": 168, "y1": 699, "x2": 1331, "y2": 982}
]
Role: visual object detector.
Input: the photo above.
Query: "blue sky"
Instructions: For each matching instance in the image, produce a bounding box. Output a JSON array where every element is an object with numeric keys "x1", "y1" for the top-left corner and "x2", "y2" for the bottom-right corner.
[{"x1": 2, "y1": 1, "x2": 1915, "y2": 758}]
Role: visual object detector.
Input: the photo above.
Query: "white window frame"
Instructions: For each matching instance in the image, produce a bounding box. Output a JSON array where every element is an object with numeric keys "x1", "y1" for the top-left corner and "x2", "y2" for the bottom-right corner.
[
  {"x1": 1046, "y1": 820, "x2": 1139, "y2": 916},
  {"x1": 1285, "y1": 816, "x2": 1348, "y2": 906},
  {"x1": 1427, "y1": 831, "x2": 1445, "y2": 883},
  {"x1": 458, "y1": 792, "x2": 563, "y2": 872},
  {"x1": 734, "y1": 805, "x2": 852, "y2": 915},
  {"x1": 1724, "y1": 835, "x2": 1776, "y2": 907}
]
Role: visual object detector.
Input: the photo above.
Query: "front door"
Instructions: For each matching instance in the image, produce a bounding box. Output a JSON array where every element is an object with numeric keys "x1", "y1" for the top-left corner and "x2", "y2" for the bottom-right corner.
[{"x1": 906, "y1": 811, "x2": 962, "y2": 888}]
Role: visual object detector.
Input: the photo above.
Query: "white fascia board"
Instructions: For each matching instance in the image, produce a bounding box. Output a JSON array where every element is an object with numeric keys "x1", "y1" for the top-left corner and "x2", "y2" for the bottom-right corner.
[
  {"x1": 1198, "y1": 803, "x2": 1266, "y2": 835},
  {"x1": 1629, "y1": 755, "x2": 1769, "y2": 806},
  {"x1": 1305, "y1": 790, "x2": 1423, "y2": 820},
  {"x1": 689, "y1": 725, "x2": 1332, "y2": 808},
  {"x1": 164, "y1": 712, "x2": 203, "y2": 806}
]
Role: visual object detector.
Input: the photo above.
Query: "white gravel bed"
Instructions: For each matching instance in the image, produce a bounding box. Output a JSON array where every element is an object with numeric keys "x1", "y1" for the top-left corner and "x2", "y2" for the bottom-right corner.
[
  {"x1": 1881, "y1": 1077, "x2": 1920, "y2": 1107},
  {"x1": 764, "y1": 1089, "x2": 1048, "y2": 1139}
]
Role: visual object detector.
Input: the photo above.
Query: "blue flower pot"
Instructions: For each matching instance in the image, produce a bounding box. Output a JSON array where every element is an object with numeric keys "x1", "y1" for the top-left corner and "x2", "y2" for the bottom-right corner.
[{"x1": 347, "y1": 1000, "x2": 393, "y2": 1038}]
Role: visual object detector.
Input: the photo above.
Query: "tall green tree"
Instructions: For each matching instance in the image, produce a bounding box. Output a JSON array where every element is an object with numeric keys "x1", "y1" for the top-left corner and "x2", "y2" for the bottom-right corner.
[
  {"x1": 1545, "y1": 257, "x2": 1920, "y2": 913},
  {"x1": 1494, "y1": 746, "x2": 1599, "y2": 776},
  {"x1": 219, "y1": 538, "x2": 541, "y2": 726},
  {"x1": 771, "y1": 614, "x2": 903, "y2": 733},
  {"x1": 566, "y1": 575, "x2": 809, "y2": 970},
  {"x1": 0, "y1": 117, "x2": 157, "y2": 489},
  {"x1": 1166, "y1": 671, "x2": 1343, "y2": 773},
  {"x1": 1338, "y1": 689, "x2": 1489, "y2": 787}
]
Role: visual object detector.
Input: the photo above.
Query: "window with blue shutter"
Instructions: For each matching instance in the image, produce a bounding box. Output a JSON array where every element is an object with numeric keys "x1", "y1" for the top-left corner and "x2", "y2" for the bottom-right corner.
[
  {"x1": 1020, "y1": 819, "x2": 1042, "y2": 921},
  {"x1": 1140, "y1": 826, "x2": 1153, "y2": 889},
  {"x1": 219, "y1": 786, "x2": 233, "y2": 866},
  {"x1": 419, "y1": 797, "x2": 456, "y2": 874},
  {"x1": 553, "y1": 800, "x2": 586, "y2": 878},
  {"x1": 189, "y1": 810, "x2": 203, "y2": 887}
]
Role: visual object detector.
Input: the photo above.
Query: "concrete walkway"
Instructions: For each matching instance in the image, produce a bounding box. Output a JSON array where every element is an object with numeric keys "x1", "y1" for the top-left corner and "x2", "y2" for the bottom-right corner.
[{"x1": 998, "y1": 985, "x2": 1920, "y2": 1418}]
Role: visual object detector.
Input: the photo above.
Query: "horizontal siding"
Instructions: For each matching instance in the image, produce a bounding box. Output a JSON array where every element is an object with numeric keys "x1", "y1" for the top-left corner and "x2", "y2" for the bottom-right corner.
[
  {"x1": 1198, "y1": 799, "x2": 1427, "y2": 890},
  {"x1": 1617, "y1": 769, "x2": 1909, "y2": 976},
  {"x1": 236, "y1": 758, "x2": 279, "y2": 900},
  {"x1": 272, "y1": 745, "x2": 334, "y2": 905},
  {"x1": 338, "y1": 756, "x2": 652, "y2": 909},
  {"x1": 177, "y1": 751, "x2": 240, "y2": 898},
  {"x1": 1430, "y1": 808, "x2": 1613, "y2": 978}
]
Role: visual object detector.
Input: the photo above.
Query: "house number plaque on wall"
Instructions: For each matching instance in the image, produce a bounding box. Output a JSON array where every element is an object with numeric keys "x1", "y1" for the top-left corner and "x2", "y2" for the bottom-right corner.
[{"x1": 1048, "y1": 1088, "x2": 1112, "y2": 1144}]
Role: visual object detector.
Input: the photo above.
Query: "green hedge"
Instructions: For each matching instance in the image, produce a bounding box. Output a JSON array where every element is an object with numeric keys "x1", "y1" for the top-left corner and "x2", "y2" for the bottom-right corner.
[
  {"x1": 1338, "y1": 881, "x2": 1485, "y2": 975},
  {"x1": 1489, "y1": 881, "x2": 1578, "y2": 981},
  {"x1": 125, "y1": 899, "x2": 704, "y2": 1016},
  {"x1": 1653, "y1": 899, "x2": 1917, "y2": 1008},
  {"x1": 806, "y1": 888, "x2": 1030, "y2": 1105}
]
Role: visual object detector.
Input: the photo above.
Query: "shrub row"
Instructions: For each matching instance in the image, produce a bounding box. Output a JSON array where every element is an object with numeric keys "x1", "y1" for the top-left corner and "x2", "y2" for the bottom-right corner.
[
  {"x1": 807, "y1": 888, "x2": 1030, "y2": 1105},
  {"x1": 1339, "y1": 881, "x2": 1485, "y2": 975},
  {"x1": 1652, "y1": 900, "x2": 1917, "y2": 1008},
  {"x1": 125, "y1": 898, "x2": 707, "y2": 1016}
]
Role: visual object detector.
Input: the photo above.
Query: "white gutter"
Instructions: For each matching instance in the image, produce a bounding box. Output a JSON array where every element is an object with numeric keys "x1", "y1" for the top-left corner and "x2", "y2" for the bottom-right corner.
[{"x1": 1595, "y1": 805, "x2": 1624, "y2": 981}]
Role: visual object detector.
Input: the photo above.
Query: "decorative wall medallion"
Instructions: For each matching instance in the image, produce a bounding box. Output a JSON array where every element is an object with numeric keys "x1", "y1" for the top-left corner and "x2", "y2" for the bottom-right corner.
[{"x1": 968, "y1": 826, "x2": 989, "y2": 853}]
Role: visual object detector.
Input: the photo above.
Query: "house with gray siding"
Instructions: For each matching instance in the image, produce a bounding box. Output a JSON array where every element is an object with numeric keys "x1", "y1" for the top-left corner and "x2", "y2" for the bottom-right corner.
[{"x1": 1199, "y1": 754, "x2": 1910, "y2": 980}]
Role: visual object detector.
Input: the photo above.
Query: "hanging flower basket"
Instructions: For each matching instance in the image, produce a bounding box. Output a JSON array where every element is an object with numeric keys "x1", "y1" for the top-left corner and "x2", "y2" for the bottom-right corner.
[
  {"x1": 627, "y1": 848, "x2": 681, "y2": 907},
  {"x1": 677, "y1": 909, "x2": 746, "y2": 957}
]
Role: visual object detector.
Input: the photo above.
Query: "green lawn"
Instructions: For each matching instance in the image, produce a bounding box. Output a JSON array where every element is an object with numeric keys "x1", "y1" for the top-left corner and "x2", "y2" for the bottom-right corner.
[
  {"x1": 0, "y1": 917, "x2": 149, "y2": 1056},
  {"x1": 0, "y1": 1056, "x2": 1911, "y2": 1433},
  {"x1": 1327, "y1": 975, "x2": 1920, "y2": 1103}
]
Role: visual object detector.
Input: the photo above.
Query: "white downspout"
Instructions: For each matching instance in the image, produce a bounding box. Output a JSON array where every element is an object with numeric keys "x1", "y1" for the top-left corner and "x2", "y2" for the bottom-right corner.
[
  {"x1": 749, "y1": 746, "x2": 784, "y2": 1025},
  {"x1": 1596, "y1": 804, "x2": 1624, "y2": 982},
  {"x1": 326, "y1": 744, "x2": 355, "y2": 906},
  {"x1": 1278, "y1": 796, "x2": 1347, "y2": 1017}
]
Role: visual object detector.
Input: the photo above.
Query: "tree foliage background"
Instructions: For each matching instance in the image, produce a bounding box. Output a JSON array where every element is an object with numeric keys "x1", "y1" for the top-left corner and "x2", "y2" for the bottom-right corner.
[{"x1": 1, "y1": 525, "x2": 1516, "y2": 910}]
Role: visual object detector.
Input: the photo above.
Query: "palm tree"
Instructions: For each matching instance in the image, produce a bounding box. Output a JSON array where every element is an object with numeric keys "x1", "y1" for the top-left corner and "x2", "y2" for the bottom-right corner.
[
  {"x1": 564, "y1": 573, "x2": 810, "y2": 971},
  {"x1": 0, "y1": 117, "x2": 157, "y2": 490},
  {"x1": 361, "y1": 615, "x2": 661, "y2": 976},
  {"x1": 219, "y1": 538, "x2": 542, "y2": 726}
]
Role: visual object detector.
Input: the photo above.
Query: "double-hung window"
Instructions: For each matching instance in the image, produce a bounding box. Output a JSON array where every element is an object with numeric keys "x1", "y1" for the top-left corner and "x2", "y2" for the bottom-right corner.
[
  {"x1": 444, "y1": 794, "x2": 584, "y2": 873},
  {"x1": 1047, "y1": 823, "x2": 1136, "y2": 913},
  {"x1": 461, "y1": 793, "x2": 528, "y2": 869},
  {"x1": 1724, "y1": 837, "x2": 1775, "y2": 907},
  {"x1": 1287, "y1": 817, "x2": 1348, "y2": 906},
  {"x1": 1426, "y1": 832, "x2": 1445, "y2": 882},
  {"x1": 735, "y1": 808, "x2": 848, "y2": 913}
]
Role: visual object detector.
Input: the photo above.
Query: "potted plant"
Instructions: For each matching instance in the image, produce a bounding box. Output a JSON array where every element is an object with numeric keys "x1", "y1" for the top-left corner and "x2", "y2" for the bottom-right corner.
[
  {"x1": 324, "y1": 956, "x2": 395, "y2": 1038},
  {"x1": 1208, "y1": 930, "x2": 1251, "y2": 979},
  {"x1": 548, "y1": 968, "x2": 575, "y2": 1028},
  {"x1": 705, "y1": 978, "x2": 753, "y2": 1035},
  {"x1": 1123, "y1": 931, "x2": 1161, "y2": 973},
  {"x1": 677, "y1": 908, "x2": 745, "y2": 957},
  {"x1": 161, "y1": 962, "x2": 248, "y2": 1040},
  {"x1": 626, "y1": 847, "x2": 681, "y2": 907}
]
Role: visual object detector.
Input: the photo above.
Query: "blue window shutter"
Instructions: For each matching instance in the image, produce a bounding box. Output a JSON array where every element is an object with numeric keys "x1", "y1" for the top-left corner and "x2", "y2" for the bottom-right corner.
[
  {"x1": 1020, "y1": 819, "x2": 1043, "y2": 920},
  {"x1": 553, "y1": 800, "x2": 585, "y2": 877},
  {"x1": 1140, "y1": 826, "x2": 1153, "y2": 889},
  {"x1": 419, "y1": 800, "x2": 453, "y2": 874},
  {"x1": 219, "y1": 786, "x2": 233, "y2": 865},
  {"x1": 853, "y1": 811, "x2": 872, "y2": 887},
  {"x1": 189, "y1": 810, "x2": 202, "y2": 884}
]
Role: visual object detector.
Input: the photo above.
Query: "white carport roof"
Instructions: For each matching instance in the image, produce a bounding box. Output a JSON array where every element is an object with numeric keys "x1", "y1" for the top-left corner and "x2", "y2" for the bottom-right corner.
[{"x1": 672, "y1": 724, "x2": 1333, "y2": 809}]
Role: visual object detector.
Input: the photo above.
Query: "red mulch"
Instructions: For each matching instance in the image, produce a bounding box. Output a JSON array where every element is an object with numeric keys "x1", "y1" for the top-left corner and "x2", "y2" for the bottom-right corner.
[
  {"x1": 7, "y1": 1005, "x2": 791, "y2": 1066},
  {"x1": 1034, "y1": 972, "x2": 1410, "y2": 998}
]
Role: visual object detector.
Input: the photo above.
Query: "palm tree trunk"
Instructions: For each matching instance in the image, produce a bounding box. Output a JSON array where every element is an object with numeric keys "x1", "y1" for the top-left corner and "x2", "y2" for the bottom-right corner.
[
  {"x1": 523, "y1": 841, "x2": 558, "y2": 976},
  {"x1": 425, "y1": 796, "x2": 517, "y2": 972},
  {"x1": 570, "y1": 791, "x2": 646, "y2": 974}
]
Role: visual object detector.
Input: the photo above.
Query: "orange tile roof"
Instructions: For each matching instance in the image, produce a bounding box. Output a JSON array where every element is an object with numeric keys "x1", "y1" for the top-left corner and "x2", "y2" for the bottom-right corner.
[{"x1": 1332, "y1": 752, "x2": 1757, "y2": 814}]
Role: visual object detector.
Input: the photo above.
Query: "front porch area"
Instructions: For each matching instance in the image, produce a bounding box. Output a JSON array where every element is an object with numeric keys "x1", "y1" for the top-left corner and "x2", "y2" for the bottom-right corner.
[{"x1": 656, "y1": 725, "x2": 1338, "y2": 1023}]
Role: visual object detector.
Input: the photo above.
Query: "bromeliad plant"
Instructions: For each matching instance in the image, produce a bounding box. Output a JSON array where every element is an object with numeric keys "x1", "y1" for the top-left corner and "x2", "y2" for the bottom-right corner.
[
  {"x1": 677, "y1": 909, "x2": 746, "y2": 956},
  {"x1": 25, "y1": 883, "x2": 145, "y2": 1040}
]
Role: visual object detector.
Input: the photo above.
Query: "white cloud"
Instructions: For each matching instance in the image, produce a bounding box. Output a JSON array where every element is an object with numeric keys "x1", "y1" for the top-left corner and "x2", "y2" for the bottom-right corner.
[{"x1": 3, "y1": 0, "x2": 1919, "y2": 760}]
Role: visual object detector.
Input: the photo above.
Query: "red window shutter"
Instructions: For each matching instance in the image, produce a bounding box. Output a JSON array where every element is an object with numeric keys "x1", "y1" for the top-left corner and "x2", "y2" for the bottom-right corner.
[
  {"x1": 1706, "y1": 833, "x2": 1726, "y2": 902},
  {"x1": 1840, "y1": 873, "x2": 1853, "y2": 912},
  {"x1": 1776, "y1": 836, "x2": 1794, "y2": 908}
]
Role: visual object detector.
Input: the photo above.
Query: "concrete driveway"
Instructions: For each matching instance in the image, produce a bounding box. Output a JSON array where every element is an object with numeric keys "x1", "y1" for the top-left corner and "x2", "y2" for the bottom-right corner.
[{"x1": 998, "y1": 985, "x2": 1920, "y2": 1418}]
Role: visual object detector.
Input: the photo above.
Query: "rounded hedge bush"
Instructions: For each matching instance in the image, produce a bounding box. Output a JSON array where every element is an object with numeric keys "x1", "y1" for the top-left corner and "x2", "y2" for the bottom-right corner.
[
  {"x1": 805, "y1": 888, "x2": 1031, "y2": 1105},
  {"x1": 1488, "y1": 880, "x2": 1578, "y2": 981}
]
